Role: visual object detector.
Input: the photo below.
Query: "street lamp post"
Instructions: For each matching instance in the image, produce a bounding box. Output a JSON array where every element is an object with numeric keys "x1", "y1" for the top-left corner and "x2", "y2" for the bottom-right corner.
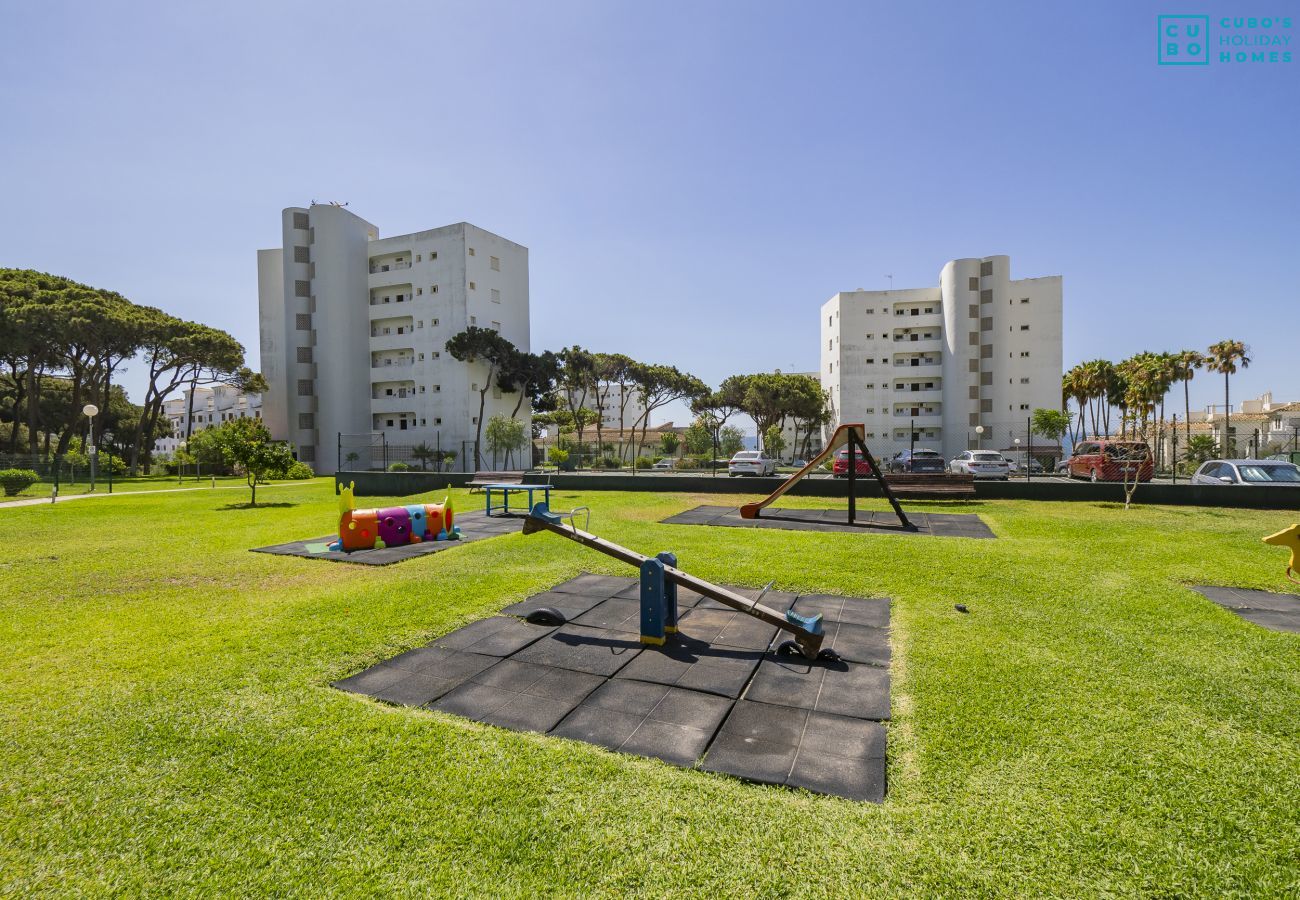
[
  {"x1": 104, "y1": 430, "x2": 114, "y2": 493},
  {"x1": 974, "y1": 424, "x2": 984, "y2": 450},
  {"x1": 83, "y1": 403, "x2": 99, "y2": 492},
  {"x1": 1014, "y1": 437, "x2": 1023, "y2": 481}
]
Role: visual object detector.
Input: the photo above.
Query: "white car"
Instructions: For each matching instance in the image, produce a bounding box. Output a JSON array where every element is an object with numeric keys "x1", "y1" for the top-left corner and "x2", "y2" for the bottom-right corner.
[
  {"x1": 728, "y1": 451, "x2": 777, "y2": 477},
  {"x1": 949, "y1": 450, "x2": 1011, "y2": 480},
  {"x1": 650, "y1": 458, "x2": 676, "y2": 471}
]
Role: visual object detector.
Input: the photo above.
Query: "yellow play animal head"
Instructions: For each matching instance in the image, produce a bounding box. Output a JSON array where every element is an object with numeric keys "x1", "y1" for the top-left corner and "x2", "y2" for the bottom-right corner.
[
  {"x1": 1262, "y1": 523, "x2": 1300, "y2": 582},
  {"x1": 337, "y1": 480, "x2": 356, "y2": 516}
]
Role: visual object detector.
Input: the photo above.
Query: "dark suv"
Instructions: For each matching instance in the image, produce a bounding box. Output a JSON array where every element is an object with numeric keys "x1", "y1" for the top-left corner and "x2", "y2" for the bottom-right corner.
[{"x1": 888, "y1": 449, "x2": 946, "y2": 474}]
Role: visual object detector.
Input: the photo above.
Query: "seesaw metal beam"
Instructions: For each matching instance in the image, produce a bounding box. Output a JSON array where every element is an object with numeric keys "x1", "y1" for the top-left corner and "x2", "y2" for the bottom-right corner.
[{"x1": 523, "y1": 506, "x2": 824, "y2": 658}]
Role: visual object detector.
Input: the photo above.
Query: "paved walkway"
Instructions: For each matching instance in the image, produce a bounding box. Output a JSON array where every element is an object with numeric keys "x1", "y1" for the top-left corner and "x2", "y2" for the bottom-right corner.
[{"x1": 0, "y1": 481, "x2": 299, "y2": 509}]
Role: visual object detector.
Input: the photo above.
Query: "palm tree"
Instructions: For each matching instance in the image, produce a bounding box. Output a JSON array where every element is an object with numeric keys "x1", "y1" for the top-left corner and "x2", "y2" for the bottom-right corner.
[
  {"x1": 1172, "y1": 350, "x2": 1204, "y2": 455},
  {"x1": 1206, "y1": 340, "x2": 1251, "y2": 455},
  {"x1": 410, "y1": 441, "x2": 435, "y2": 472},
  {"x1": 1063, "y1": 365, "x2": 1090, "y2": 444}
]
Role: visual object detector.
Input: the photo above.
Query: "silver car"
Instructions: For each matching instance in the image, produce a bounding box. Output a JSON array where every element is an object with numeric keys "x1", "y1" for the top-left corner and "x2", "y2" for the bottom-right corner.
[
  {"x1": 949, "y1": 450, "x2": 1011, "y2": 480},
  {"x1": 728, "y1": 451, "x2": 777, "y2": 477},
  {"x1": 1191, "y1": 459, "x2": 1300, "y2": 486}
]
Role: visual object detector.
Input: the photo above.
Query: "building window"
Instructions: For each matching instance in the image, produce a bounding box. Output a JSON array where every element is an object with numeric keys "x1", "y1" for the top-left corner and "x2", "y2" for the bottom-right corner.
[
  {"x1": 865, "y1": 308, "x2": 874, "y2": 314},
  {"x1": 418, "y1": 353, "x2": 424, "y2": 360},
  {"x1": 1020, "y1": 377, "x2": 1030, "y2": 384},
  {"x1": 417, "y1": 288, "x2": 423, "y2": 296},
  {"x1": 432, "y1": 318, "x2": 439, "y2": 326},
  {"x1": 1020, "y1": 297, "x2": 1030, "y2": 304},
  {"x1": 417, "y1": 320, "x2": 423, "y2": 328},
  {"x1": 295, "y1": 347, "x2": 312, "y2": 364},
  {"x1": 895, "y1": 309, "x2": 904, "y2": 316},
  {"x1": 980, "y1": 317, "x2": 993, "y2": 331},
  {"x1": 472, "y1": 417, "x2": 478, "y2": 425},
  {"x1": 969, "y1": 277, "x2": 979, "y2": 291},
  {"x1": 294, "y1": 280, "x2": 310, "y2": 297},
  {"x1": 1019, "y1": 403, "x2": 1030, "y2": 411},
  {"x1": 980, "y1": 289, "x2": 992, "y2": 304},
  {"x1": 924, "y1": 307, "x2": 933, "y2": 313},
  {"x1": 491, "y1": 288, "x2": 501, "y2": 303},
  {"x1": 295, "y1": 314, "x2": 311, "y2": 330},
  {"x1": 490, "y1": 321, "x2": 501, "y2": 331},
  {"x1": 828, "y1": 363, "x2": 833, "y2": 374},
  {"x1": 293, "y1": 246, "x2": 309, "y2": 263},
  {"x1": 468, "y1": 248, "x2": 476, "y2": 256},
  {"x1": 433, "y1": 385, "x2": 441, "y2": 392},
  {"x1": 430, "y1": 285, "x2": 439, "y2": 293},
  {"x1": 386, "y1": 419, "x2": 394, "y2": 427},
  {"x1": 470, "y1": 316, "x2": 477, "y2": 325},
  {"x1": 490, "y1": 256, "x2": 500, "y2": 271},
  {"x1": 828, "y1": 339, "x2": 833, "y2": 350},
  {"x1": 469, "y1": 281, "x2": 476, "y2": 291},
  {"x1": 865, "y1": 334, "x2": 874, "y2": 340},
  {"x1": 298, "y1": 413, "x2": 314, "y2": 429},
  {"x1": 864, "y1": 358, "x2": 874, "y2": 364},
  {"x1": 1020, "y1": 351, "x2": 1031, "y2": 358},
  {"x1": 828, "y1": 315, "x2": 832, "y2": 326},
  {"x1": 432, "y1": 351, "x2": 440, "y2": 359},
  {"x1": 980, "y1": 260, "x2": 993, "y2": 276},
  {"x1": 419, "y1": 385, "x2": 425, "y2": 393},
  {"x1": 299, "y1": 445, "x2": 314, "y2": 462},
  {"x1": 865, "y1": 383, "x2": 874, "y2": 389},
  {"x1": 430, "y1": 251, "x2": 438, "y2": 261},
  {"x1": 296, "y1": 379, "x2": 312, "y2": 396},
  {"x1": 292, "y1": 212, "x2": 309, "y2": 229}
]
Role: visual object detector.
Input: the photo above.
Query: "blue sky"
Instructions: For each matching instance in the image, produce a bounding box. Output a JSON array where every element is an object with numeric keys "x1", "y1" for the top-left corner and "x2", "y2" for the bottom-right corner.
[{"x1": 1, "y1": 1, "x2": 1296, "y2": 429}]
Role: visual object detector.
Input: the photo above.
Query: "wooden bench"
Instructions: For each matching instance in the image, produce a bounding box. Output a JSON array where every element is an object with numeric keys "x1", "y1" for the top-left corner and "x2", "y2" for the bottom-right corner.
[
  {"x1": 882, "y1": 473, "x2": 976, "y2": 497},
  {"x1": 466, "y1": 470, "x2": 528, "y2": 493}
]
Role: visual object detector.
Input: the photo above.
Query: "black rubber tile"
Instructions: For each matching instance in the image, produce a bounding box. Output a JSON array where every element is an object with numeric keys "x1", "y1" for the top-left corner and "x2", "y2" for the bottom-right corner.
[
  {"x1": 431, "y1": 616, "x2": 556, "y2": 656},
  {"x1": 793, "y1": 594, "x2": 891, "y2": 628},
  {"x1": 573, "y1": 597, "x2": 644, "y2": 634},
  {"x1": 816, "y1": 620, "x2": 890, "y2": 667},
  {"x1": 345, "y1": 649, "x2": 498, "y2": 707},
  {"x1": 1192, "y1": 585, "x2": 1300, "y2": 613},
  {"x1": 510, "y1": 624, "x2": 643, "y2": 676},
  {"x1": 549, "y1": 574, "x2": 636, "y2": 597},
  {"x1": 500, "y1": 590, "x2": 608, "y2": 622},
  {"x1": 660, "y1": 505, "x2": 993, "y2": 539},
  {"x1": 430, "y1": 659, "x2": 604, "y2": 732},
  {"x1": 1232, "y1": 608, "x2": 1300, "y2": 634},
  {"x1": 614, "y1": 639, "x2": 763, "y2": 698},
  {"x1": 676, "y1": 607, "x2": 779, "y2": 651},
  {"x1": 744, "y1": 655, "x2": 891, "y2": 721},
  {"x1": 702, "y1": 700, "x2": 887, "y2": 802},
  {"x1": 332, "y1": 664, "x2": 411, "y2": 696},
  {"x1": 551, "y1": 680, "x2": 732, "y2": 766},
  {"x1": 250, "y1": 511, "x2": 519, "y2": 566}
]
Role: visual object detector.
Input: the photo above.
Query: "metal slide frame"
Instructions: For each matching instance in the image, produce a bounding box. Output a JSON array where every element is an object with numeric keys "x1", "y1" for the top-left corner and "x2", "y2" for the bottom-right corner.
[{"x1": 739, "y1": 423, "x2": 914, "y2": 530}]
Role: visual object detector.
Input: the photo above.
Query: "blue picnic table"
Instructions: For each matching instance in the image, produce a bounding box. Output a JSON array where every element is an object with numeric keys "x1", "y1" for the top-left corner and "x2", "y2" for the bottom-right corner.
[{"x1": 483, "y1": 483, "x2": 553, "y2": 518}]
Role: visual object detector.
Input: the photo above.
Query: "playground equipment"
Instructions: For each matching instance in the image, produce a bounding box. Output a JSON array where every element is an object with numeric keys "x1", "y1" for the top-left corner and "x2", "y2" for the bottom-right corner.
[
  {"x1": 328, "y1": 481, "x2": 460, "y2": 552},
  {"x1": 523, "y1": 502, "x2": 832, "y2": 659},
  {"x1": 740, "y1": 423, "x2": 914, "y2": 529},
  {"x1": 1262, "y1": 523, "x2": 1300, "y2": 584}
]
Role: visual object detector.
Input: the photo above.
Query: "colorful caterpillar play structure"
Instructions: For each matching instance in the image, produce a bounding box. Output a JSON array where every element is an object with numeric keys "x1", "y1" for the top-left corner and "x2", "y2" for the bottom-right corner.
[{"x1": 329, "y1": 482, "x2": 460, "y2": 552}]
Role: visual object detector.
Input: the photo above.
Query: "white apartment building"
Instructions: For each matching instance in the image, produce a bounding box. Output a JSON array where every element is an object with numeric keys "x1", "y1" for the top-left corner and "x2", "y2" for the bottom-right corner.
[
  {"x1": 821, "y1": 255, "x2": 1062, "y2": 460},
  {"x1": 258, "y1": 204, "x2": 530, "y2": 473},
  {"x1": 154, "y1": 385, "x2": 263, "y2": 455}
]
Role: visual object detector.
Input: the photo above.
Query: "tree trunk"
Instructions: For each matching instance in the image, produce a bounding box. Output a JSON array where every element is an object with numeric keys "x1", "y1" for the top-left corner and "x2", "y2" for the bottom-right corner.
[
  {"x1": 1223, "y1": 372, "x2": 1231, "y2": 456},
  {"x1": 26, "y1": 366, "x2": 39, "y2": 456},
  {"x1": 475, "y1": 385, "x2": 489, "y2": 469},
  {"x1": 1183, "y1": 379, "x2": 1192, "y2": 458}
]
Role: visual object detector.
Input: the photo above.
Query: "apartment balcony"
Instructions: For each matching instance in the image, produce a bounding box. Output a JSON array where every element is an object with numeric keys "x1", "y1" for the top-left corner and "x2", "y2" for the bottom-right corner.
[
  {"x1": 369, "y1": 260, "x2": 411, "y2": 274},
  {"x1": 893, "y1": 355, "x2": 941, "y2": 368},
  {"x1": 371, "y1": 396, "x2": 418, "y2": 415},
  {"x1": 369, "y1": 285, "x2": 415, "y2": 307},
  {"x1": 369, "y1": 332, "x2": 416, "y2": 353},
  {"x1": 368, "y1": 267, "x2": 413, "y2": 288},
  {"x1": 371, "y1": 357, "x2": 415, "y2": 370},
  {"x1": 892, "y1": 388, "x2": 942, "y2": 403},
  {"x1": 892, "y1": 309, "x2": 942, "y2": 328},
  {"x1": 891, "y1": 335, "x2": 943, "y2": 353}
]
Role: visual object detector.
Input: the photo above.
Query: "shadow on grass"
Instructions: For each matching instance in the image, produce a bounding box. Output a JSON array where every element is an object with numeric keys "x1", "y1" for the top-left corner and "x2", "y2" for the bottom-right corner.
[{"x1": 217, "y1": 501, "x2": 299, "y2": 511}]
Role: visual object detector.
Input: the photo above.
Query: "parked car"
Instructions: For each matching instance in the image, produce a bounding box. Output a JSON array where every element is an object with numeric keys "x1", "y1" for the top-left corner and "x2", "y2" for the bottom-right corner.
[
  {"x1": 1066, "y1": 440, "x2": 1154, "y2": 482},
  {"x1": 949, "y1": 450, "x2": 1011, "y2": 480},
  {"x1": 1190, "y1": 459, "x2": 1300, "y2": 486},
  {"x1": 650, "y1": 458, "x2": 676, "y2": 471},
  {"x1": 832, "y1": 447, "x2": 874, "y2": 478},
  {"x1": 1054, "y1": 457, "x2": 1071, "y2": 474},
  {"x1": 887, "y1": 449, "x2": 946, "y2": 474},
  {"x1": 727, "y1": 451, "x2": 777, "y2": 477},
  {"x1": 1008, "y1": 456, "x2": 1044, "y2": 476}
]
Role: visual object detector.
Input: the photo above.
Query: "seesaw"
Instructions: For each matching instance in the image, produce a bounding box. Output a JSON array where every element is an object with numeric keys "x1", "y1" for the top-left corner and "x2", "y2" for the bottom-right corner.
[{"x1": 523, "y1": 502, "x2": 832, "y2": 660}]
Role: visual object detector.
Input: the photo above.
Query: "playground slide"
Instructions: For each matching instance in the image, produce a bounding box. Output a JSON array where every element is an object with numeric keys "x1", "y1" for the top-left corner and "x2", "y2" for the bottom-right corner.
[{"x1": 739, "y1": 423, "x2": 864, "y2": 519}]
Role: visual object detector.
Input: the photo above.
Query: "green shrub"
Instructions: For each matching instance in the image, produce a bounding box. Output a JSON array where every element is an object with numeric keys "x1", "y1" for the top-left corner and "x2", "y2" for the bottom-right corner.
[
  {"x1": 548, "y1": 449, "x2": 569, "y2": 466},
  {"x1": 284, "y1": 461, "x2": 315, "y2": 479},
  {"x1": 387, "y1": 461, "x2": 411, "y2": 472},
  {"x1": 0, "y1": 468, "x2": 40, "y2": 497},
  {"x1": 676, "y1": 457, "x2": 699, "y2": 470},
  {"x1": 598, "y1": 455, "x2": 622, "y2": 469},
  {"x1": 634, "y1": 456, "x2": 656, "y2": 470}
]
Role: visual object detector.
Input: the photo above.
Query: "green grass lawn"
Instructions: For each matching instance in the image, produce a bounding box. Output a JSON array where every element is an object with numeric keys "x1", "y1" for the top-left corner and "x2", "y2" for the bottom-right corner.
[{"x1": 2, "y1": 483, "x2": 1297, "y2": 896}]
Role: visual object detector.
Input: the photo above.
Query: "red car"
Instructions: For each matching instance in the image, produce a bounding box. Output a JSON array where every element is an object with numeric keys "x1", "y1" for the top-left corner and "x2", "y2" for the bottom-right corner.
[
  {"x1": 832, "y1": 447, "x2": 874, "y2": 478},
  {"x1": 1067, "y1": 440, "x2": 1154, "y2": 482}
]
